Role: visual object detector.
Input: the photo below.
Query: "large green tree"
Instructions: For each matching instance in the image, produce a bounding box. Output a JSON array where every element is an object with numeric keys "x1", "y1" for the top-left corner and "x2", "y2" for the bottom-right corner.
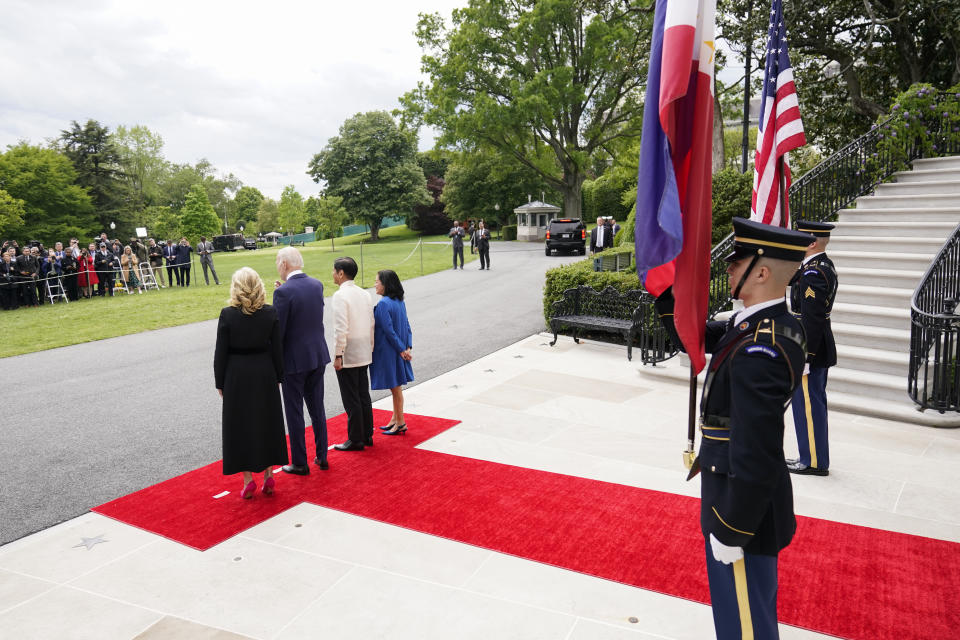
[
  {"x1": 59, "y1": 119, "x2": 129, "y2": 233},
  {"x1": 256, "y1": 198, "x2": 279, "y2": 234},
  {"x1": 233, "y1": 186, "x2": 264, "y2": 233},
  {"x1": 0, "y1": 143, "x2": 96, "y2": 243},
  {"x1": 305, "y1": 195, "x2": 350, "y2": 243},
  {"x1": 441, "y1": 149, "x2": 560, "y2": 227},
  {"x1": 159, "y1": 159, "x2": 240, "y2": 227},
  {"x1": 307, "y1": 111, "x2": 430, "y2": 241},
  {"x1": 719, "y1": 0, "x2": 960, "y2": 153},
  {"x1": 404, "y1": 0, "x2": 652, "y2": 219},
  {"x1": 113, "y1": 124, "x2": 167, "y2": 210},
  {"x1": 0, "y1": 189, "x2": 26, "y2": 238},
  {"x1": 277, "y1": 185, "x2": 305, "y2": 234},
  {"x1": 179, "y1": 184, "x2": 221, "y2": 241}
]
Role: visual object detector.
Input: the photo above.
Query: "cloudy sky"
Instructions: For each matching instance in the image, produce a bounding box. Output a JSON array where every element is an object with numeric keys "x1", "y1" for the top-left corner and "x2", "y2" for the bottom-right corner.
[{"x1": 0, "y1": 0, "x2": 464, "y2": 200}]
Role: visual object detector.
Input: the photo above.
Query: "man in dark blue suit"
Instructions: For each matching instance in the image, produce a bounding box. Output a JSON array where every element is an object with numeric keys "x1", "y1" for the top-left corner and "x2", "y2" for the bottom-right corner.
[
  {"x1": 163, "y1": 240, "x2": 180, "y2": 286},
  {"x1": 273, "y1": 246, "x2": 332, "y2": 475}
]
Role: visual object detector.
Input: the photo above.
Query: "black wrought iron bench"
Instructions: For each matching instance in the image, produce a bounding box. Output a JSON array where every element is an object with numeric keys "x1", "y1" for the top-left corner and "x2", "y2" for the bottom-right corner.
[{"x1": 548, "y1": 285, "x2": 648, "y2": 361}]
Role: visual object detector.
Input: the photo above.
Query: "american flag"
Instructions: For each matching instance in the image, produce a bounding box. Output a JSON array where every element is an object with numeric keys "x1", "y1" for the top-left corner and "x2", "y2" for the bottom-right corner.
[{"x1": 751, "y1": 0, "x2": 806, "y2": 227}]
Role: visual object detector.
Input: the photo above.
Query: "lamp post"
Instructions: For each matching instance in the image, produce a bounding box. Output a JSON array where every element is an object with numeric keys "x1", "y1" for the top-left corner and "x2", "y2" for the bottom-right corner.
[{"x1": 494, "y1": 203, "x2": 500, "y2": 238}]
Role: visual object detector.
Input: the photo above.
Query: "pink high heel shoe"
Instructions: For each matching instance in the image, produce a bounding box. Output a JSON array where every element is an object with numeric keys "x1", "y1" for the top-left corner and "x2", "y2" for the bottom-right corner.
[
  {"x1": 240, "y1": 479, "x2": 257, "y2": 499},
  {"x1": 262, "y1": 476, "x2": 275, "y2": 495}
]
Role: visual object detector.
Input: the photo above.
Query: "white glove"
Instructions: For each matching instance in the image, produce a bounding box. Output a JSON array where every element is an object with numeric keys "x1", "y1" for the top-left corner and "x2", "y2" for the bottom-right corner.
[
  {"x1": 803, "y1": 363, "x2": 810, "y2": 376},
  {"x1": 710, "y1": 533, "x2": 744, "y2": 565}
]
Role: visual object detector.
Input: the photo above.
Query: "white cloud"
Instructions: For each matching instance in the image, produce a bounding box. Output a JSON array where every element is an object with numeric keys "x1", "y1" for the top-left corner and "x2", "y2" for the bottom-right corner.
[{"x1": 0, "y1": 0, "x2": 462, "y2": 199}]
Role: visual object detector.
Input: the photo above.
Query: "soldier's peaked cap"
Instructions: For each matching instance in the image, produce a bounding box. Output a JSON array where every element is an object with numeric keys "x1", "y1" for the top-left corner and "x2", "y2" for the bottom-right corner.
[
  {"x1": 795, "y1": 220, "x2": 835, "y2": 237},
  {"x1": 724, "y1": 217, "x2": 814, "y2": 263}
]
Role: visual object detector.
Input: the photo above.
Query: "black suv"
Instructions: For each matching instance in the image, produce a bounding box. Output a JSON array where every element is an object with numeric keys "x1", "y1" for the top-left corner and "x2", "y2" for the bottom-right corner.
[{"x1": 545, "y1": 218, "x2": 586, "y2": 256}]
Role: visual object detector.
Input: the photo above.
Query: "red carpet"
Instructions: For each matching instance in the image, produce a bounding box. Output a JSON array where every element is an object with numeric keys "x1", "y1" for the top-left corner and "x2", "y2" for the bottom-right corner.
[{"x1": 94, "y1": 410, "x2": 960, "y2": 639}]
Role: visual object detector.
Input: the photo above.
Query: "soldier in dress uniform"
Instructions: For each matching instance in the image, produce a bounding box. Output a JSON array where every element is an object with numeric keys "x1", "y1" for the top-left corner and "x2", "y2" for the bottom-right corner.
[
  {"x1": 787, "y1": 220, "x2": 837, "y2": 476},
  {"x1": 655, "y1": 218, "x2": 813, "y2": 640}
]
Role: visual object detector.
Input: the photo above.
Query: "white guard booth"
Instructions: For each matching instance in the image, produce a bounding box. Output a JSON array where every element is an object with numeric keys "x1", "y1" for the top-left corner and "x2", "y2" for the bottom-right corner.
[{"x1": 513, "y1": 200, "x2": 561, "y2": 242}]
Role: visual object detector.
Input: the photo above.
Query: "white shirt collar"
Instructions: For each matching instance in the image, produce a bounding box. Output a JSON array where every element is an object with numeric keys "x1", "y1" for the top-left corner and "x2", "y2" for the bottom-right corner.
[
  {"x1": 286, "y1": 269, "x2": 304, "y2": 278},
  {"x1": 735, "y1": 297, "x2": 784, "y2": 324},
  {"x1": 802, "y1": 251, "x2": 824, "y2": 266}
]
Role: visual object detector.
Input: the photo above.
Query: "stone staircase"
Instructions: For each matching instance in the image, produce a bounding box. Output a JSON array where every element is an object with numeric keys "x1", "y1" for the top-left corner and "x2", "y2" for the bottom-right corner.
[
  {"x1": 638, "y1": 154, "x2": 960, "y2": 427},
  {"x1": 826, "y1": 155, "x2": 959, "y2": 426}
]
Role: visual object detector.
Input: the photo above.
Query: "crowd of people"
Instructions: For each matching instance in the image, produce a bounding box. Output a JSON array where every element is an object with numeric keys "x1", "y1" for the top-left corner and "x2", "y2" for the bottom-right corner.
[
  {"x1": 0, "y1": 233, "x2": 206, "y2": 310},
  {"x1": 215, "y1": 247, "x2": 414, "y2": 498}
]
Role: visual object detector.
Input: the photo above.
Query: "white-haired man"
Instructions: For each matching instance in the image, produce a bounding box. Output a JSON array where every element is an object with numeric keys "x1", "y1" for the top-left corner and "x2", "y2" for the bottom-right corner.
[{"x1": 273, "y1": 247, "x2": 332, "y2": 474}]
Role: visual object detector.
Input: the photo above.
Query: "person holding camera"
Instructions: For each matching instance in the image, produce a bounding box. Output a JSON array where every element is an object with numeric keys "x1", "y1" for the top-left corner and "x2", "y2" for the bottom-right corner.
[
  {"x1": 0, "y1": 250, "x2": 18, "y2": 310},
  {"x1": 448, "y1": 221, "x2": 465, "y2": 270},
  {"x1": 15, "y1": 246, "x2": 39, "y2": 306},
  {"x1": 77, "y1": 247, "x2": 98, "y2": 298},
  {"x1": 94, "y1": 243, "x2": 116, "y2": 296},
  {"x1": 176, "y1": 237, "x2": 193, "y2": 287},
  {"x1": 147, "y1": 238, "x2": 165, "y2": 287},
  {"x1": 472, "y1": 220, "x2": 491, "y2": 270}
]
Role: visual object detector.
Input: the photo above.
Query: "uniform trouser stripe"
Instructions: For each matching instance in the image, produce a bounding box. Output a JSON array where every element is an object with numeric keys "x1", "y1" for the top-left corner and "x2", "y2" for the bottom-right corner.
[
  {"x1": 705, "y1": 540, "x2": 780, "y2": 639},
  {"x1": 801, "y1": 375, "x2": 818, "y2": 469},
  {"x1": 792, "y1": 368, "x2": 830, "y2": 469},
  {"x1": 733, "y1": 559, "x2": 754, "y2": 639}
]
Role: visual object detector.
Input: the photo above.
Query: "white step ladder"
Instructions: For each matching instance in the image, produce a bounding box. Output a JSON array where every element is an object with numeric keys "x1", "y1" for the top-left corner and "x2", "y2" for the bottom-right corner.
[
  {"x1": 138, "y1": 264, "x2": 160, "y2": 291},
  {"x1": 45, "y1": 275, "x2": 68, "y2": 304}
]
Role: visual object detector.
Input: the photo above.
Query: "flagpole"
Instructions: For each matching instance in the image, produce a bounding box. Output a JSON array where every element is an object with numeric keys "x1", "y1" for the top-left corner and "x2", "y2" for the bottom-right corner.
[
  {"x1": 683, "y1": 367, "x2": 697, "y2": 470},
  {"x1": 778, "y1": 156, "x2": 788, "y2": 227}
]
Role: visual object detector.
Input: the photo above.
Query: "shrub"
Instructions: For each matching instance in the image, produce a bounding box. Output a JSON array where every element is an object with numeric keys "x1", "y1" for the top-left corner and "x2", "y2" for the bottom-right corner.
[
  {"x1": 583, "y1": 172, "x2": 633, "y2": 222},
  {"x1": 542, "y1": 246, "x2": 640, "y2": 324},
  {"x1": 502, "y1": 224, "x2": 517, "y2": 241},
  {"x1": 615, "y1": 206, "x2": 636, "y2": 246},
  {"x1": 711, "y1": 168, "x2": 752, "y2": 243}
]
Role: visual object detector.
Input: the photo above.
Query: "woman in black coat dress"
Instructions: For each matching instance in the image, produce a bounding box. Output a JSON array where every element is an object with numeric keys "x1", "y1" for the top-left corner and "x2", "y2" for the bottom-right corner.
[{"x1": 214, "y1": 267, "x2": 288, "y2": 498}]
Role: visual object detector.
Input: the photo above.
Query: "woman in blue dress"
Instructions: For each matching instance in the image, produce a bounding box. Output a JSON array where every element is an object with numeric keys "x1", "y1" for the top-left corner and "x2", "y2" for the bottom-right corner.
[{"x1": 370, "y1": 269, "x2": 414, "y2": 435}]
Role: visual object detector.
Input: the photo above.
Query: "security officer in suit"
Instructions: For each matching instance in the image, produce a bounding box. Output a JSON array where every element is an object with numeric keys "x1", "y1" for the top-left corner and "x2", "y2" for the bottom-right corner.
[
  {"x1": 448, "y1": 221, "x2": 465, "y2": 269},
  {"x1": 655, "y1": 218, "x2": 812, "y2": 640},
  {"x1": 473, "y1": 221, "x2": 491, "y2": 270},
  {"x1": 589, "y1": 217, "x2": 613, "y2": 254},
  {"x1": 787, "y1": 220, "x2": 838, "y2": 476}
]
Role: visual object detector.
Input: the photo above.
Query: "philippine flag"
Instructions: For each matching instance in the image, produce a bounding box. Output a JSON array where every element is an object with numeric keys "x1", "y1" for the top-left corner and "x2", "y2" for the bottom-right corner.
[{"x1": 635, "y1": 0, "x2": 716, "y2": 374}]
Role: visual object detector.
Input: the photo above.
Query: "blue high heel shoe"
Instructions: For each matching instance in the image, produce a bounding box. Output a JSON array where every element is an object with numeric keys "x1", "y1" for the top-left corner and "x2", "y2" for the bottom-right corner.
[{"x1": 383, "y1": 424, "x2": 407, "y2": 436}]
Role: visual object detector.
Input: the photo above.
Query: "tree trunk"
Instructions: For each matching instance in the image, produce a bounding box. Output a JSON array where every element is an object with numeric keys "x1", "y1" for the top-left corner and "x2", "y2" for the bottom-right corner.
[
  {"x1": 561, "y1": 173, "x2": 585, "y2": 220},
  {"x1": 369, "y1": 219, "x2": 381, "y2": 241}
]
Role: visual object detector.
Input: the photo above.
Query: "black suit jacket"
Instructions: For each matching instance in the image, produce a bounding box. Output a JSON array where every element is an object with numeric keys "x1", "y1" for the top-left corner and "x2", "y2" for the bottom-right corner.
[
  {"x1": 656, "y1": 289, "x2": 806, "y2": 556},
  {"x1": 789, "y1": 254, "x2": 837, "y2": 368},
  {"x1": 473, "y1": 229, "x2": 490, "y2": 250},
  {"x1": 449, "y1": 227, "x2": 465, "y2": 248},
  {"x1": 589, "y1": 224, "x2": 613, "y2": 253}
]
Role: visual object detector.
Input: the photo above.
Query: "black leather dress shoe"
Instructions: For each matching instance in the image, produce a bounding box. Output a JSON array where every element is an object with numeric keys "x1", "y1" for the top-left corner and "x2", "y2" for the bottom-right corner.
[
  {"x1": 281, "y1": 464, "x2": 310, "y2": 475},
  {"x1": 364, "y1": 437, "x2": 374, "y2": 447},
  {"x1": 787, "y1": 461, "x2": 829, "y2": 476},
  {"x1": 334, "y1": 440, "x2": 364, "y2": 451},
  {"x1": 314, "y1": 457, "x2": 329, "y2": 470}
]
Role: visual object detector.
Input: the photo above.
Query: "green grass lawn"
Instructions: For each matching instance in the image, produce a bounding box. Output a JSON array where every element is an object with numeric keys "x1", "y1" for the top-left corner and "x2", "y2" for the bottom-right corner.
[{"x1": 0, "y1": 226, "x2": 475, "y2": 358}]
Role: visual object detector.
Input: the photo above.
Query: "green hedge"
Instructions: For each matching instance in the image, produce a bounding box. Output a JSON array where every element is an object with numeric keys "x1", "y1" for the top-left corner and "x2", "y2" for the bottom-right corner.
[
  {"x1": 502, "y1": 224, "x2": 517, "y2": 241},
  {"x1": 542, "y1": 245, "x2": 641, "y2": 324},
  {"x1": 583, "y1": 172, "x2": 633, "y2": 222}
]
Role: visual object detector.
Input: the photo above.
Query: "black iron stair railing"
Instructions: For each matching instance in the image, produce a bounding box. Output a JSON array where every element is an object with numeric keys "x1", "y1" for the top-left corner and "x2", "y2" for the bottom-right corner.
[{"x1": 908, "y1": 222, "x2": 960, "y2": 413}]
